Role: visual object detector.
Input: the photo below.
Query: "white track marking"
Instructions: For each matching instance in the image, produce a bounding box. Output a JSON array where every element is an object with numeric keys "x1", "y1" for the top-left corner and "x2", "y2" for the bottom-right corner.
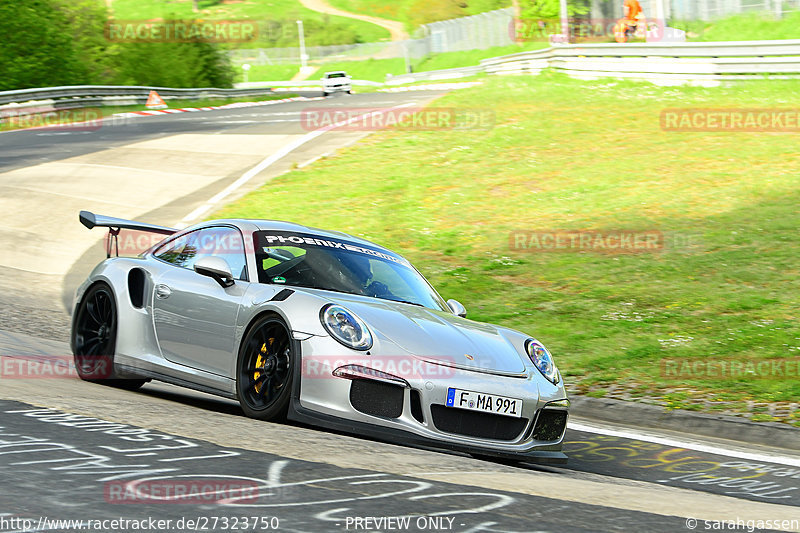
[
  {"x1": 570, "y1": 420, "x2": 800, "y2": 467},
  {"x1": 177, "y1": 102, "x2": 415, "y2": 227}
]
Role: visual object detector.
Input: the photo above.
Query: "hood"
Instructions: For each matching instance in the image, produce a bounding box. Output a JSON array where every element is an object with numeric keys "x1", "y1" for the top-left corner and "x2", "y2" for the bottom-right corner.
[{"x1": 322, "y1": 293, "x2": 529, "y2": 375}]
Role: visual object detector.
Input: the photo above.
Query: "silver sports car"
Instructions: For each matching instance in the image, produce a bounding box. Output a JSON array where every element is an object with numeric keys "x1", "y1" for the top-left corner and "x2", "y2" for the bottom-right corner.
[{"x1": 71, "y1": 211, "x2": 570, "y2": 463}]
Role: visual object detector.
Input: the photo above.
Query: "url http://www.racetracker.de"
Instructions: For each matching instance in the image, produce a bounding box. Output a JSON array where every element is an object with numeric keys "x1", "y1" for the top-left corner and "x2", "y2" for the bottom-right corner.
[{"x1": 0, "y1": 515, "x2": 281, "y2": 532}]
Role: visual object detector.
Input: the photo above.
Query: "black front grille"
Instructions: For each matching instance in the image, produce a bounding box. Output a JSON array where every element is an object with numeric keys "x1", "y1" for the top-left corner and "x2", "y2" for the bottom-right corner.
[
  {"x1": 349, "y1": 379, "x2": 404, "y2": 418},
  {"x1": 430, "y1": 405, "x2": 528, "y2": 441},
  {"x1": 531, "y1": 409, "x2": 568, "y2": 441}
]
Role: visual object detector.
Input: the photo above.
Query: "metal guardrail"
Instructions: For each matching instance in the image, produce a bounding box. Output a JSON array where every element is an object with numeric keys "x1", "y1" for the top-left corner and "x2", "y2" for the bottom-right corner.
[
  {"x1": 387, "y1": 39, "x2": 800, "y2": 85},
  {"x1": 0, "y1": 85, "x2": 278, "y2": 107},
  {"x1": 481, "y1": 40, "x2": 800, "y2": 84},
  {"x1": 3, "y1": 40, "x2": 800, "y2": 108}
]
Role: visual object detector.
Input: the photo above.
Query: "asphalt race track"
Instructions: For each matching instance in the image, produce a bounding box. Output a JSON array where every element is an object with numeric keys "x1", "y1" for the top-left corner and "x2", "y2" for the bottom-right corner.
[{"x1": 0, "y1": 90, "x2": 798, "y2": 533}]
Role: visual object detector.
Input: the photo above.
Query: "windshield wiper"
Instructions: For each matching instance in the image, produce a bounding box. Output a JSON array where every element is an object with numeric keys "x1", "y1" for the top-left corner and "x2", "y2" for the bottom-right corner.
[{"x1": 385, "y1": 298, "x2": 424, "y2": 307}]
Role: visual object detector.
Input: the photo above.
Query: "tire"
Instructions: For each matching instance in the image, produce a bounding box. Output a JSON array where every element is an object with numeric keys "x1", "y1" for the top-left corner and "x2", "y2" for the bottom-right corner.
[
  {"x1": 322, "y1": 91, "x2": 328, "y2": 97},
  {"x1": 72, "y1": 282, "x2": 147, "y2": 391},
  {"x1": 236, "y1": 315, "x2": 294, "y2": 420}
]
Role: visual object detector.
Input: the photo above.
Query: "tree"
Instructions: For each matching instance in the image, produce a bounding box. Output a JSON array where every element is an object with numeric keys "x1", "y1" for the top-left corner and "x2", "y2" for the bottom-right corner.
[
  {"x1": 51, "y1": 0, "x2": 114, "y2": 84},
  {"x1": 113, "y1": 19, "x2": 234, "y2": 88},
  {"x1": 520, "y1": 0, "x2": 589, "y2": 19},
  {"x1": 0, "y1": 0, "x2": 88, "y2": 90}
]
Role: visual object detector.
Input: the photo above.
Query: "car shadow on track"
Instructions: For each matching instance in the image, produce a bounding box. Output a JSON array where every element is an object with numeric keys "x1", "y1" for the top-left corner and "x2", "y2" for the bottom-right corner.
[{"x1": 135, "y1": 380, "x2": 566, "y2": 474}]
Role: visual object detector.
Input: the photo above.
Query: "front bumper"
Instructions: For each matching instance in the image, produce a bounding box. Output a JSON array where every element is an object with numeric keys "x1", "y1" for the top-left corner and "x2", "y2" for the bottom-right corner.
[
  {"x1": 291, "y1": 335, "x2": 569, "y2": 463},
  {"x1": 323, "y1": 83, "x2": 351, "y2": 93}
]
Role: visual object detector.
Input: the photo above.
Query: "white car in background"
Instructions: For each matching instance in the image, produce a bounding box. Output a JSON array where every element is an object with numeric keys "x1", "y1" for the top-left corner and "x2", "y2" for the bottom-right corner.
[{"x1": 322, "y1": 71, "x2": 351, "y2": 96}]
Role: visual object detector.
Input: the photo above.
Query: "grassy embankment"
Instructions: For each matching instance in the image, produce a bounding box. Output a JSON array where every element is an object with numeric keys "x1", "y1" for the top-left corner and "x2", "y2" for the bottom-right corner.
[
  {"x1": 214, "y1": 73, "x2": 800, "y2": 425},
  {"x1": 109, "y1": 0, "x2": 390, "y2": 44}
]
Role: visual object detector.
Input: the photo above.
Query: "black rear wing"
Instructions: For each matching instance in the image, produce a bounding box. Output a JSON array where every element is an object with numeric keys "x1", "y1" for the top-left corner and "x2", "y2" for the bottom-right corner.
[{"x1": 79, "y1": 210, "x2": 176, "y2": 257}]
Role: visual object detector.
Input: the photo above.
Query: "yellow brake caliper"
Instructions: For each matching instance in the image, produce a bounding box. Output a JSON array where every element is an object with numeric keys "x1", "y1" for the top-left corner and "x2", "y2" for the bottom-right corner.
[{"x1": 253, "y1": 338, "x2": 275, "y2": 394}]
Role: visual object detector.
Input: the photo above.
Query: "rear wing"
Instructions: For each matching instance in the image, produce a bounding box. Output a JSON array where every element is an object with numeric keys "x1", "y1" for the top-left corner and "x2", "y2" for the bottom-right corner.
[{"x1": 79, "y1": 210, "x2": 176, "y2": 257}]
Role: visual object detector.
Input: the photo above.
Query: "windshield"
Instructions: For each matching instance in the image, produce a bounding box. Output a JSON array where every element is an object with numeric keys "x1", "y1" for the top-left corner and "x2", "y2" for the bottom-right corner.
[
  {"x1": 326, "y1": 72, "x2": 347, "y2": 78},
  {"x1": 254, "y1": 231, "x2": 448, "y2": 311}
]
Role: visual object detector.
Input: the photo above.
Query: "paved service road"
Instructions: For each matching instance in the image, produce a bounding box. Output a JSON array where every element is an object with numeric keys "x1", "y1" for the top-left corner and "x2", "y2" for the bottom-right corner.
[{"x1": 1, "y1": 90, "x2": 798, "y2": 533}]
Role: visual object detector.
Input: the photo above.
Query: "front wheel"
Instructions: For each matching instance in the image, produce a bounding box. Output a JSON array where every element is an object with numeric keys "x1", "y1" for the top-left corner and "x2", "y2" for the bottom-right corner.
[
  {"x1": 72, "y1": 282, "x2": 147, "y2": 390},
  {"x1": 236, "y1": 315, "x2": 295, "y2": 420}
]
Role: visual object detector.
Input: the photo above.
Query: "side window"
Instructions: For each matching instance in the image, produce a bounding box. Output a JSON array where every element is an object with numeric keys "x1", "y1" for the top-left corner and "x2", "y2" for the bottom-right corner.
[
  {"x1": 155, "y1": 227, "x2": 248, "y2": 281},
  {"x1": 154, "y1": 231, "x2": 198, "y2": 268}
]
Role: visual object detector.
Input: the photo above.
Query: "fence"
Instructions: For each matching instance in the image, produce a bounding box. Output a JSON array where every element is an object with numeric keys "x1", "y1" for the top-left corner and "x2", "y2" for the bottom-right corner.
[
  {"x1": 589, "y1": 0, "x2": 800, "y2": 21},
  {"x1": 666, "y1": 0, "x2": 800, "y2": 19},
  {"x1": 417, "y1": 8, "x2": 515, "y2": 53},
  {"x1": 228, "y1": 8, "x2": 514, "y2": 66}
]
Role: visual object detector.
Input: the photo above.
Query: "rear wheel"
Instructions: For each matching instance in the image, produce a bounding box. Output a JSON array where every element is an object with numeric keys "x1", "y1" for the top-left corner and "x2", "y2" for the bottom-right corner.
[
  {"x1": 236, "y1": 315, "x2": 294, "y2": 420},
  {"x1": 72, "y1": 283, "x2": 147, "y2": 391}
]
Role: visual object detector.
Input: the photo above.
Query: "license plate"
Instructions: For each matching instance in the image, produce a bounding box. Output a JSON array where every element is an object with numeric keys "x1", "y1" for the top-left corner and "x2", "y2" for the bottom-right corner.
[{"x1": 445, "y1": 388, "x2": 523, "y2": 418}]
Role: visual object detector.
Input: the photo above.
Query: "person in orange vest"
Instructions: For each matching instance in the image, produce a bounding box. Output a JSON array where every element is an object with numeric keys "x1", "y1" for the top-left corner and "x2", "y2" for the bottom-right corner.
[
  {"x1": 614, "y1": 0, "x2": 647, "y2": 42},
  {"x1": 624, "y1": 0, "x2": 643, "y2": 21}
]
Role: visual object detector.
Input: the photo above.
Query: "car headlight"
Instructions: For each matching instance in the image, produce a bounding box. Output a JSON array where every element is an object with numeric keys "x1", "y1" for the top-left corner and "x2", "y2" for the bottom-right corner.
[
  {"x1": 526, "y1": 339, "x2": 559, "y2": 384},
  {"x1": 320, "y1": 304, "x2": 373, "y2": 351}
]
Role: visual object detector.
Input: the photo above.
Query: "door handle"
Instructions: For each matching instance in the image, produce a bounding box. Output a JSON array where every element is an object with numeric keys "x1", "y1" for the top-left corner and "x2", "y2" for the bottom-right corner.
[{"x1": 155, "y1": 284, "x2": 172, "y2": 299}]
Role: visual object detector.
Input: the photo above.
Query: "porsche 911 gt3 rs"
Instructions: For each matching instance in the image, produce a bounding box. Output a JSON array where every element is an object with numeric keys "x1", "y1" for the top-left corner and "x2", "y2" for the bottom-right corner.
[{"x1": 71, "y1": 211, "x2": 570, "y2": 463}]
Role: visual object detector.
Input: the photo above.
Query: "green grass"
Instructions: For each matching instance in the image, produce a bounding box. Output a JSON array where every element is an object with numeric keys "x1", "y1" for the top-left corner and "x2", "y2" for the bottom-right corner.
[
  {"x1": 214, "y1": 73, "x2": 800, "y2": 416},
  {"x1": 244, "y1": 43, "x2": 550, "y2": 83},
  {"x1": 307, "y1": 58, "x2": 406, "y2": 82},
  {"x1": 413, "y1": 43, "x2": 549, "y2": 71},
  {"x1": 109, "y1": 0, "x2": 391, "y2": 44},
  {"x1": 327, "y1": 0, "x2": 411, "y2": 23},
  {"x1": 236, "y1": 64, "x2": 304, "y2": 83},
  {"x1": 327, "y1": 0, "x2": 511, "y2": 33},
  {"x1": 680, "y1": 11, "x2": 800, "y2": 41}
]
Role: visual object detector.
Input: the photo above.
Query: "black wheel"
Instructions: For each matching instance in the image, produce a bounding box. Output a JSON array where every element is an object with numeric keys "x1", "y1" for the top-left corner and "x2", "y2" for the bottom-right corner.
[
  {"x1": 72, "y1": 282, "x2": 147, "y2": 391},
  {"x1": 236, "y1": 315, "x2": 294, "y2": 420},
  {"x1": 322, "y1": 91, "x2": 328, "y2": 97}
]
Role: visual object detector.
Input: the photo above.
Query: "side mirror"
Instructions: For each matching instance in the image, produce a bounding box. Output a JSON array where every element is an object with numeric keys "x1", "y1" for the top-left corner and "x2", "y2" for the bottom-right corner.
[
  {"x1": 194, "y1": 256, "x2": 234, "y2": 288},
  {"x1": 447, "y1": 299, "x2": 467, "y2": 318}
]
